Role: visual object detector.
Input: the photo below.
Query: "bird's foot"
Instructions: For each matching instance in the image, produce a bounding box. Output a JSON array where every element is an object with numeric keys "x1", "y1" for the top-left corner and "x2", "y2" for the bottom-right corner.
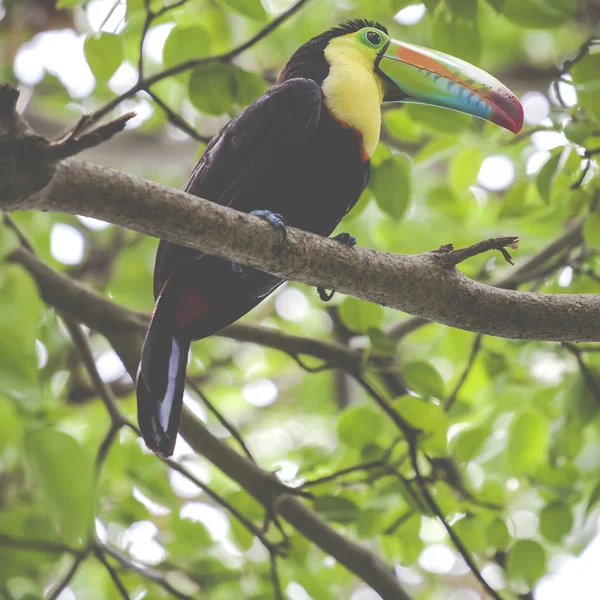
[
  {"x1": 231, "y1": 210, "x2": 287, "y2": 276},
  {"x1": 317, "y1": 232, "x2": 357, "y2": 302},
  {"x1": 251, "y1": 209, "x2": 287, "y2": 254}
]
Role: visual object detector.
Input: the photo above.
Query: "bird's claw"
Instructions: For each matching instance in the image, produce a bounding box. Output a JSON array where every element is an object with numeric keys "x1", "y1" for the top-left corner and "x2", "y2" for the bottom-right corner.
[
  {"x1": 251, "y1": 210, "x2": 287, "y2": 255},
  {"x1": 332, "y1": 232, "x2": 357, "y2": 247},
  {"x1": 231, "y1": 261, "x2": 247, "y2": 277},
  {"x1": 317, "y1": 232, "x2": 357, "y2": 302},
  {"x1": 232, "y1": 210, "x2": 287, "y2": 275}
]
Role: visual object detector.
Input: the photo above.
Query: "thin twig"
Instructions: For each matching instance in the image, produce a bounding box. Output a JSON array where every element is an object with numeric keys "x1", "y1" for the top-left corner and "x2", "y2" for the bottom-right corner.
[
  {"x1": 352, "y1": 373, "x2": 416, "y2": 439},
  {"x1": 161, "y1": 454, "x2": 285, "y2": 553},
  {"x1": 434, "y1": 236, "x2": 520, "y2": 267},
  {"x1": 86, "y1": 0, "x2": 312, "y2": 128},
  {"x1": 48, "y1": 553, "x2": 89, "y2": 600},
  {"x1": 384, "y1": 510, "x2": 414, "y2": 535},
  {"x1": 94, "y1": 547, "x2": 131, "y2": 600},
  {"x1": 0, "y1": 534, "x2": 78, "y2": 554},
  {"x1": 300, "y1": 460, "x2": 385, "y2": 488},
  {"x1": 101, "y1": 542, "x2": 195, "y2": 600},
  {"x1": 62, "y1": 318, "x2": 125, "y2": 426},
  {"x1": 562, "y1": 343, "x2": 600, "y2": 406},
  {"x1": 187, "y1": 379, "x2": 255, "y2": 463},
  {"x1": 445, "y1": 334, "x2": 484, "y2": 411},
  {"x1": 49, "y1": 112, "x2": 136, "y2": 162},
  {"x1": 146, "y1": 89, "x2": 210, "y2": 143},
  {"x1": 270, "y1": 553, "x2": 284, "y2": 600},
  {"x1": 409, "y1": 444, "x2": 504, "y2": 600}
]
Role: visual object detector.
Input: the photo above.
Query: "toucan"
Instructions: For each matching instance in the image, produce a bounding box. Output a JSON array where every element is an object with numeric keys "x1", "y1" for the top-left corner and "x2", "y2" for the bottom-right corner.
[{"x1": 136, "y1": 19, "x2": 523, "y2": 457}]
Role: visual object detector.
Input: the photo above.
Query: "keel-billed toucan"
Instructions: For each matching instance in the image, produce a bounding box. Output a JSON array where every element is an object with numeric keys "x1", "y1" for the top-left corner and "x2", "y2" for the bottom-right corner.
[{"x1": 137, "y1": 19, "x2": 523, "y2": 457}]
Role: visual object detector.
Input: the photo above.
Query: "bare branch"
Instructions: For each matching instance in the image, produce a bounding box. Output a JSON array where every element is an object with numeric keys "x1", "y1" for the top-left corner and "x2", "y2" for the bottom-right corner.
[
  {"x1": 49, "y1": 112, "x2": 136, "y2": 161},
  {"x1": 12, "y1": 161, "x2": 600, "y2": 342},
  {"x1": 435, "y1": 236, "x2": 519, "y2": 267}
]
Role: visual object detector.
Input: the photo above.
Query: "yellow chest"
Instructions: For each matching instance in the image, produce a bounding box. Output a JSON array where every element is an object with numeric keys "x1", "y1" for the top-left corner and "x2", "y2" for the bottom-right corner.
[{"x1": 322, "y1": 43, "x2": 383, "y2": 159}]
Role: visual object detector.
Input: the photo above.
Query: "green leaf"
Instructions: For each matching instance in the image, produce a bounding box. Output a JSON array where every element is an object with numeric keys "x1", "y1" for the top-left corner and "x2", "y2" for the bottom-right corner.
[
  {"x1": 446, "y1": 0, "x2": 478, "y2": 19},
  {"x1": 367, "y1": 328, "x2": 397, "y2": 356},
  {"x1": 407, "y1": 104, "x2": 471, "y2": 133},
  {"x1": 230, "y1": 67, "x2": 267, "y2": 107},
  {"x1": 453, "y1": 515, "x2": 487, "y2": 553},
  {"x1": 487, "y1": 518, "x2": 510, "y2": 549},
  {"x1": 0, "y1": 266, "x2": 42, "y2": 404},
  {"x1": 56, "y1": 0, "x2": 82, "y2": 6},
  {"x1": 501, "y1": 0, "x2": 575, "y2": 28},
  {"x1": 0, "y1": 226, "x2": 18, "y2": 261},
  {"x1": 450, "y1": 148, "x2": 484, "y2": 196},
  {"x1": 484, "y1": 0, "x2": 505, "y2": 11},
  {"x1": 433, "y1": 6, "x2": 481, "y2": 64},
  {"x1": 507, "y1": 539, "x2": 547, "y2": 586},
  {"x1": 396, "y1": 396, "x2": 448, "y2": 452},
  {"x1": 188, "y1": 63, "x2": 266, "y2": 115},
  {"x1": 403, "y1": 361, "x2": 446, "y2": 399},
  {"x1": 507, "y1": 409, "x2": 549, "y2": 474},
  {"x1": 539, "y1": 502, "x2": 573, "y2": 543},
  {"x1": 189, "y1": 63, "x2": 234, "y2": 115},
  {"x1": 450, "y1": 425, "x2": 489, "y2": 462},
  {"x1": 586, "y1": 481, "x2": 600, "y2": 516},
  {"x1": 84, "y1": 33, "x2": 123, "y2": 82},
  {"x1": 219, "y1": 0, "x2": 266, "y2": 21},
  {"x1": 383, "y1": 109, "x2": 422, "y2": 144},
  {"x1": 536, "y1": 147, "x2": 568, "y2": 204},
  {"x1": 166, "y1": 514, "x2": 213, "y2": 558},
  {"x1": 313, "y1": 496, "x2": 359, "y2": 523},
  {"x1": 499, "y1": 179, "x2": 530, "y2": 218},
  {"x1": 370, "y1": 154, "x2": 412, "y2": 221},
  {"x1": 337, "y1": 405, "x2": 387, "y2": 448},
  {"x1": 339, "y1": 297, "x2": 384, "y2": 334},
  {"x1": 162, "y1": 25, "x2": 211, "y2": 68},
  {"x1": 583, "y1": 212, "x2": 600, "y2": 251},
  {"x1": 0, "y1": 397, "x2": 22, "y2": 454},
  {"x1": 571, "y1": 53, "x2": 600, "y2": 124},
  {"x1": 23, "y1": 429, "x2": 95, "y2": 546}
]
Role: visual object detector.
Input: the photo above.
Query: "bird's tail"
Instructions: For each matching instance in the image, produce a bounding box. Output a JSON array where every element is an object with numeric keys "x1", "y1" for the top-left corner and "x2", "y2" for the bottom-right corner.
[{"x1": 136, "y1": 291, "x2": 190, "y2": 457}]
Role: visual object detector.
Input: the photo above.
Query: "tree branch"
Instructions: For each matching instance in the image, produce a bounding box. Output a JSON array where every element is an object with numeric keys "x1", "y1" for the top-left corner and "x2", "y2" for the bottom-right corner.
[
  {"x1": 7, "y1": 245, "x2": 380, "y2": 377},
  {"x1": 11, "y1": 160, "x2": 600, "y2": 342}
]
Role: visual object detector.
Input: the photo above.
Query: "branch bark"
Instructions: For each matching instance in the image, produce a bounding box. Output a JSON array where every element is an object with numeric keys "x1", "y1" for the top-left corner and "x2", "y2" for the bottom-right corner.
[{"x1": 12, "y1": 159, "x2": 600, "y2": 343}]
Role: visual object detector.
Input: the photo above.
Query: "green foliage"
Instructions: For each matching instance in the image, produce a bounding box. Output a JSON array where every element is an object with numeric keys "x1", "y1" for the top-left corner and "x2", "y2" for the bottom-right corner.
[
  {"x1": 188, "y1": 63, "x2": 266, "y2": 115},
  {"x1": 370, "y1": 153, "x2": 412, "y2": 221},
  {"x1": 507, "y1": 539, "x2": 547, "y2": 586},
  {"x1": 3, "y1": 0, "x2": 600, "y2": 598},
  {"x1": 84, "y1": 33, "x2": 124, "y2": 81},
  {"x1": 507, "y1": 409, "x2": 550, "y2": 474},
  {"x1": 163, "y1": 25, "x2": 212, "y2": 68},
  {"x1": 23, "y1": 429, "x2": 95, "y2": 547}
]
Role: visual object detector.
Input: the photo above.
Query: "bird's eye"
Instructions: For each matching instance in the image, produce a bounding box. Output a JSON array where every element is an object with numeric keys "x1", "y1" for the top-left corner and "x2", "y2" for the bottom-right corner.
[{"x1": 366, "y1": 30, "x2": 382, "y2": 46}]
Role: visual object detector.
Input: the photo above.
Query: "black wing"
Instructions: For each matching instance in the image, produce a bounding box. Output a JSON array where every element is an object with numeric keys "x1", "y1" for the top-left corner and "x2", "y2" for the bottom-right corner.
[{"x1": 154, "y1": 78, "x2": 323, "y2": 298}]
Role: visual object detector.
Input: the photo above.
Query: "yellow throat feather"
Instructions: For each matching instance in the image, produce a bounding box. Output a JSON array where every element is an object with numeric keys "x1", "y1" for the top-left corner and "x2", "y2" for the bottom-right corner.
[{"x1": 322, "y1": 34, "x2": 384, "y2": 159}]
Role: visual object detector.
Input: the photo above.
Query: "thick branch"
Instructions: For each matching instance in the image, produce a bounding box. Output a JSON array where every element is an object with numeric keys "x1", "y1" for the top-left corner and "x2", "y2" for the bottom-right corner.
[
  {"x1": 8, "y1": 246, "x2": 378, "y2": 375},
  {"x1": 15, "y1": 160, "x2": 600, "y2": 342},
  {"x1": 177, "y1": 411, "x2": 409, "y2": 600}
]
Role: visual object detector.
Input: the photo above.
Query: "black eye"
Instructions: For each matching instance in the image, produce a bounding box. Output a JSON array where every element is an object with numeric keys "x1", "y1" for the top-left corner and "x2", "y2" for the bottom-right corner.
[{"x1": 366, "y1": 31, "x2": 381, "y2": 46}]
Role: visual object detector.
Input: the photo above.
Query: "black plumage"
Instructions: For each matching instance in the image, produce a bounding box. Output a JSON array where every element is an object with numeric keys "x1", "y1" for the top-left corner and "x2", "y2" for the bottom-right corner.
[{"x1": 137, "y1": 23, "x2": 378, "y2": 456}]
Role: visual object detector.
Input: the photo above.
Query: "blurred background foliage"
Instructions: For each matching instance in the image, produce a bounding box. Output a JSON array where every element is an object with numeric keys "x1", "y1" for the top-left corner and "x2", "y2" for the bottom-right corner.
[{"x1": 1, "y1": 0, "x2": 600, "y2": 598}]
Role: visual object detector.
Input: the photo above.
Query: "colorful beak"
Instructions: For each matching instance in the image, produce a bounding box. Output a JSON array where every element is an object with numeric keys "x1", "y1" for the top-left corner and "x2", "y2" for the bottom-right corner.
[{"x1": 376, "y1": 40, "x2": 523, "y2": 134}]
